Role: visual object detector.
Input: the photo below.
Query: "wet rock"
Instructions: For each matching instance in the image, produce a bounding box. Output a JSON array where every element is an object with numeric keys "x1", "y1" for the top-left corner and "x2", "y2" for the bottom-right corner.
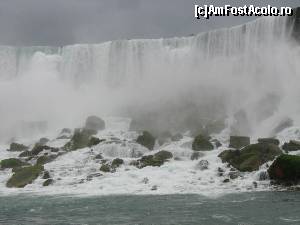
[
  {"x1": 229, "y1": 136, "x2": 250, "y2": 149},
  {"x1": 0, "y1": 158, "x2": 29, "y2": 169},
  {"x1": 258, "y1": 138, "x2": 280, "y2": 146},
  {"x1": 272, "y1": 118, "x2": 293, "y2": 135},
  {"x1": 6, "y1": 165, "x2": 44, "y2": 188},
  {"x1": 94, "y1": 153, "x2": 103, "y2": 160},
  {"x1": 211, "y1": 139, "x2": 222, "y2": 148},
  {"x1": 151, "y1": 185, "x2": 158, "y2": 191},
  {"x1": 18, "y1": 151, "x2": 32, "y2": 158},
  {"x1": 136, "y1": 131, "x2": 156, "y2": 150},
  {"x1": 192, "y1": 134, "x2": 214, "y2": 151},
  {"x1": 268, "y1": 154, "x2": 300, "y2": 185},
  {"x1": 43, "y1": 179, "x2": 54, "y2": 187},
  {"x1": 36, "y1": 155, "x2": 58, "y2": 165},
  {"x1": 171, "y1": 133, "x2": 183, "y2": 142},
  {"x1": 223, "y1": 179, "x2": 230, "y2": 183},
  {"x1": 85, "y1": 116, "x2": 105, "y2": 131},
  {"x1": 42, "y1": 171, "x2": 51, "y2": 179},
  {"x1": 219, "y1": 143, "x2": 282, "y2": 172},
  {"x1": 64, "y1": 128, "x2": 97, "y2": 151},
  {"x1": 191, "y1": 151, "x2": 203, "y2": 160},
  {"x1": 217, "y1": 167, "x2": 225, "y2": 176},
  {"x1": 100, "y1": 164, "x2": 111, "y2": 173},
  {"x1": 8, "y1": 143, "x2": 28, "y2": 152},
  {"x1": 111, "y1": 158, "x2": 124, "y2": 168},
  {"x1": 282, "y1": 140, "x2": 300, "y2": 152},
  {"x1": 88, "y1": 137, "x2": 104, "y2": 147},
  {"x1": 57, "y1": 128, "x2": 72, "y2": 139},
  {"x1": 253, "y1": 181, "x2": 258, "y2": 188},
  {"x1": 196, "y1": 160, "x2": 209, "y2": 170},
  {"x1": 135, "y1": 150, "x2": 173, "y2": 168},
  {"x1": 229, "y1": 171, "x2": 239, "y2": 180},
  {"x1": 87, "y1": 173, "x2": 102, "y2": 181}
]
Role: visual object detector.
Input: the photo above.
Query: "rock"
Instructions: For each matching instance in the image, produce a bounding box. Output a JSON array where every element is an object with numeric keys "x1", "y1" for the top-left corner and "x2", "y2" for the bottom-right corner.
[
  {"x1": 223, "y1": 179, "x2": 230, "y2": 183},
  {"x1": 217, "y1": 167, "x2": 225, "y2": 176},
  {"x1": 88, "y1": 137, "x2": 104, "y2": 147},
  {"x1": 38, "y1": 138, "x2": 50, "y2": 146},
  {"x1": 135, "y1": 151, "x2": 173, "y2": 169},
  {"x1": 64, "y1": 128, "x2": 97, "y2": 151},
  {"x1": 258, "y1": 171, "x2": 269, "y2": 181},
  {"x1": 268, "y1": 154, "x2": 300, "y2": 185},
  {"x1": 43, "y1": 179, "x2": 54, "y2": 187},
  {"x1": 211, "y1": 139, "x2": 222, "y2": 148},
  {"x1": 57, "y1": 128, "x2": 72, "y2": 139},
  {"x1": 94, "y1": 154, "x2": 103, "y2": 160},
  {"x1": 136, "y1": 131, "x2": 156, "y2": 150},
  {"x1": 171, "y1": 133, "x2": 183, "y2": 142},
  {"x1": 218, "y1": 143, "x2": 282, "y2": 172},
  {"x1": 190, "y1": 151, "x2": 204, "y2": 160},
  {"x1": 6, "y1": 165, "x2": 44, "y2": 188},
  {"x1": 229, "y1": 171, "x2": 239, "y2": 179},
  {"x1": 229, "y1": 136, "x2": 250, "y2": 149},
  {"x1": 31, "y1": 145, "x2": 51, "y2": 156},
  {"x1": 111, "y1": 158, "x2": 124, "y2": 168},
  {"x1": 86, "y1": 173, "x2": 102, "y2": 181},
  {"x1": 18, "y1": 151, "x2": 32, "y2": 158},
  {"x1": 282, "y1": 140, "x2": 300, "y2": 152},
  {"x1": 253, "y1": 182, "x2": 258, "y2": 188},
  {"x1": 192, "y1": 134, "x2": 214, "y2": 151},
  {"x1": 0, "y1": 158, "x2": 29, "y2": 169},
  {"x1": 42, "y1": 171, "x2": 51, "y2": 179},
  {"x1": 100, "y1": 164, "x2": 111, "y2": 173},
  {"x1": 151, "y1": 185, "x2": 158, "y2": 191},
  {"x1": 196, "y1": 160, "x2": 209, "y2": 170},
  {"x1": 258, "y1": 138, "x2": 280, "y2": 146},
  {"x1": 85, "y1": 116, "x2": 105, "y2": 131},
  {"x1": 36, "y1": 155, "x2": 57, "y2": 165},
  {"x1": 8, "y1": 143, "x2": 28, "y2": 152}
]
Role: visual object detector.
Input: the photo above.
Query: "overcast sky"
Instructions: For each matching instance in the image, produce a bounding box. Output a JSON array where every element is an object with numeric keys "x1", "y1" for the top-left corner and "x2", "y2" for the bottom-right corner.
[{"x1": 0, "y1": 0, "x2": 299, "y2": 46}]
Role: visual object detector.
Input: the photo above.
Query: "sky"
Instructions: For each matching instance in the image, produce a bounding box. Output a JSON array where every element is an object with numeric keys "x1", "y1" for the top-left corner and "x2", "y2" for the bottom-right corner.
[{"x1": 0, "y1": 0, "x2": 299, "y2": 46}]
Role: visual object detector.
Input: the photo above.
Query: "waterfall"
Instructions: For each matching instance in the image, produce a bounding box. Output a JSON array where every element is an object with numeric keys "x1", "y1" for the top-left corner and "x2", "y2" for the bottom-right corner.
[{"x1": 0, "y1": 14, "x2": 299, "y2": 140}]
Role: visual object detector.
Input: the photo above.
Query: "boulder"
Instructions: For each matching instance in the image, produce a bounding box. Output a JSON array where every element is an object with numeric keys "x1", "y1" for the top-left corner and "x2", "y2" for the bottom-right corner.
[
  {"x1": 258, "y1": 138, "x2": 280, "y2": 146},
  {"x1": 43, "y1": 179, "x2": 54, "y2": 187},
  {"x1": 111, "y1": 158, "x2": 124, "y2": 168},
  {"x1": 229, "y1": 136, "x2": 250, "y2": 149},
  {"x1": 88, "y1": 137, "x2": 104, "y2": 147},
  {"x1": 136, "y1": 131, "x2": 156, "y2": 150},
  {"x1": 282, "y1": 140, "x2": 300, "y2": 152},
  {"x1": 192, "y1": 134, "x2": 214, "y2": 151},
  {"x1": 196, "y1": 160, "x2": 209, "y2": 170},
  {"x1": 6, "y1": 165, "x2": 44, "y2": 188},
  {"x1": 219, "y1": 143, "x2": 282, "y2": 172},
  {"x1": 268, "y1": 154, "x2": 300, "y2": 185},
  {"x1": 0, "y1": 158, "x2": 29, "y2": 169},
  {"x1": 136, "y1": 151, "x2": 173, "y2": 168},
  {"x1": 100, "y1": 164, "x2": 111, "y2": 173},
  {"x1": 64, "y1": 128, "x2": 97, "y2": 151},
  {"x1": 85, "y1": 116, "x2": 105, "y2": 131},
  {"x1": 9, "y1": 143, "x2": 28, "y2": 152}
]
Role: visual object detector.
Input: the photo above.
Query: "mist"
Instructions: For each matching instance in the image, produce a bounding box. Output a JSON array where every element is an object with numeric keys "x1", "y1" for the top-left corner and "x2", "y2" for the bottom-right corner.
[{"x1": 0, "y1": 14, "x2": 299, "y2": 142}]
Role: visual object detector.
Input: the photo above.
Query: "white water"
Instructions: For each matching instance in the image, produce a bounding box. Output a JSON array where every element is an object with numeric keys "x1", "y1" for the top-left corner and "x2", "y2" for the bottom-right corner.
[{"x1": 0, "y1": 15, "x2": 300, "y2": 196}]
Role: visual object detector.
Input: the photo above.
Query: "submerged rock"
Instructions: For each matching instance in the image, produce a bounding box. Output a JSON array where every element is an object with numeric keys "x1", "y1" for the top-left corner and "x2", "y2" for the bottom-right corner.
[
  {"x1": 43, "y1": 179, "x2": 54, "y2": 187},
  {"x1": 229, "y1": 136, "x2": 250, "y2": 149},
  {"x1": 219, "y1": 143, "x2": 282, "y2": 172},
  {"x1": 8, "y1": 143, "x2": 28, "y2": 152},
  {"x1": 282, "y1": 140, "x2": 300, "y2": 152},
  {"x1": 268, "y1": 154, "x2": 300, "y2": 185},
  {"x1": 192, "y1": 134, "x2": 214, "y2": 151},
  {"x1": 85, "y1": 116, "x2": 105, "y2": 131},
  {"x1": 0, "y1": 158, "x2": 29, "y2": 169},
  {"x1": 136, "y1": 131, "x2": 156, "y2": 150},
  {"x1": 258, "y1": 138, "x2": 280, "y2": 146},
  {"x1": 6, "y1": 165, "x2": 44, "y2": 188}
]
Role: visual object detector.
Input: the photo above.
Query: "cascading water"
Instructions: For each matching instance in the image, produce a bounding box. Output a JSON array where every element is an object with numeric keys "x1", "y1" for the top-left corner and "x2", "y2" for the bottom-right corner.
[{"x1": 0, "y1": 13, "x2": 299, "y2": 141}]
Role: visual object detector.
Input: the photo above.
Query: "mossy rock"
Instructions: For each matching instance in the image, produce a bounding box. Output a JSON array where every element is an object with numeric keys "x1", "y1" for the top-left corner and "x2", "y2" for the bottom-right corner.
[
  {"x1": 85, "y1": 116, "x2": 105, "y2": 131},
  {"x1": 136, "y1": 151, "x2": 173, "y2": 168},
  {"x1": 0, "y1": 158, "x2": 29, "y2": 169},
  {"x1": 9, "y1": 143, "x2": 28, "y2": 152},
  {"x1": 219, "y1": 143, "x2": 282, "y2": 172},
  {"x1": 136, "y1": 131, "x2": 156, "y2": 150},
  {"x1": 258, "y1": 138, "x2": 280, "y2": 146},
  {"x1": 100, "y1": 164, "x2": 111, "y2": 173},
  {"x1": 282, "y1": 140, "x2": 300, "y2": 152},
  {"x1": 88, "y1": 137, "x2": 104, "y2": 147},
  {"x1": 268, "y1": 154, "x2": 300, "y2": 185},
  {"x1": 64, "y1": 128, "x2": 97, "y2": 151},
  {"x1": 42, "y1": 171, "x2": 51, "y2": 179},
  {"x1": 19, "y1": 151, "x2": 32, "y2": 158},
  {"x1": 192, "y1": 134, "x2": 214, "y2": 151},
  {"x1": 6, "y1": 165, "x2": 44, "y2": 188},
  {"x1": 36, "y1": 155, "x2": 58, "y2": 165},
  {"x1": 43, "y1": 179, "x2": 54, "y2": 187},
  {"x1": 229, "y1": 136, "x2": 250, "y2": 149},
  {"x1": 111, "y1": 158, "x2": 124, "y2": 168}
]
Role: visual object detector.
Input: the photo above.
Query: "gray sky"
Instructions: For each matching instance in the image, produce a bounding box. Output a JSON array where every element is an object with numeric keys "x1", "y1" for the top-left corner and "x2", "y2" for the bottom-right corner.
[{"x1": 0, "y1": 0, "x2": 299, "y2": 46}]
